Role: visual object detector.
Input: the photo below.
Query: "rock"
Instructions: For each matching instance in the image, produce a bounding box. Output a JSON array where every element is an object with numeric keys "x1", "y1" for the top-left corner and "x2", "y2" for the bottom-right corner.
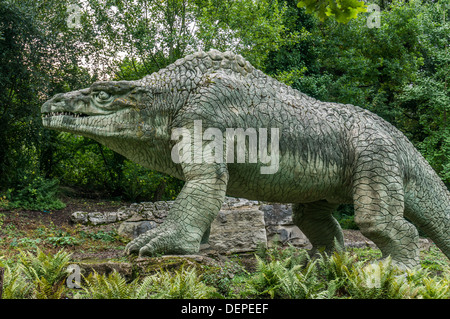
[
  {"x1": 71, "y1": 211, "x2": 88, "y2": 224},
  {"x1": 202, "y1": 208, "x2": 267, "y2": 254},
  {"x1": 221, "y1": 197, "x2": 260, "y2": 210},
  {"x1": 134, "y1": 255, "x2": 222, "y2": 275},
  {"x1": 71, "y1": 207, "x2": 135, "y2": 225},
  {"x1": 260, "y1": 203, "x2": 310, "y2": 247},
  {"x1": 117, "y1": 220, "x2": 158, "y2": 239}
]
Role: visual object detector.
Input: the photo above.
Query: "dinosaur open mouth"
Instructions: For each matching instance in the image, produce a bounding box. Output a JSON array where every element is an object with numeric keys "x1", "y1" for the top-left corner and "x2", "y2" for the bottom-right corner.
[{"x1": 42, "y1": 112, "x2": 89, "y2": 118}]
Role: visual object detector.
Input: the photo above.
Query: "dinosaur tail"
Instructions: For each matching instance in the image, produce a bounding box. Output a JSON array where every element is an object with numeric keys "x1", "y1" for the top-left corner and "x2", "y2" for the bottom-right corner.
[{"x1": 403, "y1": 153, "x2": 450, "y2": 260}]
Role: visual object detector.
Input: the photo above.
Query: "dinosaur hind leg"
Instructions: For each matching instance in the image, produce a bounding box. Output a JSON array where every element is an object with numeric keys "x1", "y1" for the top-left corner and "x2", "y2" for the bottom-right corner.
[
  {"x1": 292, "y1": 200, "x2": 343, "y2": 256},
  {"x1": 352, "y1": 151, "x2": 420, "y2": 269}
]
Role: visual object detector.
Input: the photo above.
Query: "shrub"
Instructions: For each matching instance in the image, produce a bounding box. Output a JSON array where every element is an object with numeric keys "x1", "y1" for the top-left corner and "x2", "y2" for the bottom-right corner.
[{"x1": 2, "y1": 175, "x2": 65, "y2": 211}]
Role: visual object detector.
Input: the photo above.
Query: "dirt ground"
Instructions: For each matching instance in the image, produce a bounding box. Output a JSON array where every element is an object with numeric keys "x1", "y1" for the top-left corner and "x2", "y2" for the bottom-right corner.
[{"x1": 0, "y1": 197, "x2": 129, "y2": 260}]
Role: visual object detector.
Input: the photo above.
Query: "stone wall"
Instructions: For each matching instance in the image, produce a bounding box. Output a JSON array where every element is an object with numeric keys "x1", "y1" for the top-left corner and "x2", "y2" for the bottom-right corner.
[
  {"x1": 70, "y1": 197, "x2": 433, "y2": 254},
  {"x1": 71, "y1": 197, "x2": 311, "y2": 254}
]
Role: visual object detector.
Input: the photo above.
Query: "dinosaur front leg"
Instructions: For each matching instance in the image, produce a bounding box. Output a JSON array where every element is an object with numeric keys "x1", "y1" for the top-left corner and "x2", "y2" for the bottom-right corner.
[{"x1": 125, "y1": 163, "x2": 228, "y2": 256}]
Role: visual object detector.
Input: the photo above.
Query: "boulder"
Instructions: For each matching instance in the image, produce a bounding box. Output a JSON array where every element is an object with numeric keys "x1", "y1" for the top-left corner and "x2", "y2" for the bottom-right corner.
[
  {"x1": 202, "y1": 208, "x2": 267, "y2": 254},
  {"x1": 260, "y1": 203, "x2": 310, "y2": 248}
]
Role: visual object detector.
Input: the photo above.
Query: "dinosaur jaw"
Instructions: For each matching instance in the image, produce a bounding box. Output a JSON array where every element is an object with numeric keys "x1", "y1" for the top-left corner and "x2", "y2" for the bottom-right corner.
[{"x1": 41, "y1": 109, "x2": 141, "y2": 139}]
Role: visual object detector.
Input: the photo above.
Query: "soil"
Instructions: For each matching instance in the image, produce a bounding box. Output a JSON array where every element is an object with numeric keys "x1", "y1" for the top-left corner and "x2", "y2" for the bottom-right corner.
[{"x1": 0, "y1": 197, "x2": 131, "y2": 260}]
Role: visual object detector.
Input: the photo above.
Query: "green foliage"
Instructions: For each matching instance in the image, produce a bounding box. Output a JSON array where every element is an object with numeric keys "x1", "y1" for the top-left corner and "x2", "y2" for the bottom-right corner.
[
  {"x1": 201, "y1": 260, "x2": 249, "y2": 297},
  {"x1": 121, "y1": 161, "x2": 183, "y2": 202},
  {"x1": 76, "y1": 266, "x2": 217, "y2": 299},
  {"x1": 75, "y1": 270, "x2": 152, "y2": 299},
  {"x1": 1, "y1": 246, "x2": 449, "y2": 299},
  {"x1": 46, "y1": 232, "x2": 80, "y2": 247},
  {"x1": 247, "y1": 255, "x2": 328, "y2": 299},
  {"x1": 333, "y1": 204, "x2": 358, "y2": 229},
  {"x1": 416, "y1": 274, "x2": 450, "y2": 299},
  {"x1": 194, "y1": 0, "x2": 294, "y2": 69},
  {"x1": 0, "y1": 261, "x2": 33, "y2": 299},
  {"x1": 2, "y1": 175, "x2": 65, "y2": 211},
  {"x1": 18, "y1": 248, "x2": 72, "y2": 299},
  {"x1": 298, "y1": 0, "x2": 367, "y2": 23},
  {"x1": 0, "y1": 0, "x2": 94, "y2": 208},
  {"x1": 79, "y1": 229, "x2": 124, "y2": 243},
  {"x1": 146, "y1": 266, "x2": 218, "y2": 299},
  {"x1": 344, "y1": 257, "x2": 416, "y2": 299}
]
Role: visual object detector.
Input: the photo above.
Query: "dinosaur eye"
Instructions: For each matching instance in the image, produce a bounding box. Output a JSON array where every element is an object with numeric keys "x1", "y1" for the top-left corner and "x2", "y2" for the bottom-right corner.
[
  {"x1": 93, "y1": 91, "x2": 113, "y2": 104},
  {"x1": 98, "y1": 91, "x2": 110, "y2": 100}
]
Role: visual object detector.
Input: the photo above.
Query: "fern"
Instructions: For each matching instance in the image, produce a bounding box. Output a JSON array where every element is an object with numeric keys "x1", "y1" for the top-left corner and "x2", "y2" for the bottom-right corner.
[
  {"x1": 417, "y1": 276, "x2": 450, "y2": 299},
  {"x1": 18, "y1": 247, "x2": 72, "y2": 299},
  {"x1": 147, "y1": 266, "x2": 217, "y2": 299},
  {"x1": 248, "y1": 255, "x2": 326, "y2": 299},
  {"x1": 76, "y1": 270, "x2": 146, "y2": 299},
  {"x1": 0, "y1": 262, "x2": 32, "y2": 299},
  {"x1": 281, "y1": 260, "x2": 328, "y2": 299},
  {"x1": 345, "y1": 257, "x2": 418, "y2": 299},
  {"x1": 19, "y1": 248, "x2": 71, "y2": 285}
]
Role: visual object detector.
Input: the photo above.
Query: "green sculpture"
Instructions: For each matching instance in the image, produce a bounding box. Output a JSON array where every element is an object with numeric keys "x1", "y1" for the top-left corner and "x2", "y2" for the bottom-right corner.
[{"x1": 42, "y1": 50, "x2": 449, "y2": 269}]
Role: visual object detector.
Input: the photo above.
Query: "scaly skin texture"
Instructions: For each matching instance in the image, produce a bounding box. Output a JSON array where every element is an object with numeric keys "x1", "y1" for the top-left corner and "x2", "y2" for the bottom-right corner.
[{"x1": 42, "y1": 50, "x2": 450, "y2": 269}]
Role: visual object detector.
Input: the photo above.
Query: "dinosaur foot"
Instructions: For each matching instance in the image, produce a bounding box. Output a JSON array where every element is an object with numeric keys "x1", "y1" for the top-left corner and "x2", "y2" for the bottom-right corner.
[{"x1": 124, "y1": 221, "x2": 201, "y2": 257}]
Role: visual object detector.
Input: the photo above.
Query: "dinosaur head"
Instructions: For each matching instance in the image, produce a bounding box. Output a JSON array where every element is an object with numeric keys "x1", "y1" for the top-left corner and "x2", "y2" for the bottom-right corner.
[{"x1": 41, "y1": 80, "x2": 151, "y2": 141}]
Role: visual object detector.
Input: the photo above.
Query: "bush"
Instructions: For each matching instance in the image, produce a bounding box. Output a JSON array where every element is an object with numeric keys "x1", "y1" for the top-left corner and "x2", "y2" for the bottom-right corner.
[{"x1": 2, "y1": 175, "x2": 65, "y2": 211}]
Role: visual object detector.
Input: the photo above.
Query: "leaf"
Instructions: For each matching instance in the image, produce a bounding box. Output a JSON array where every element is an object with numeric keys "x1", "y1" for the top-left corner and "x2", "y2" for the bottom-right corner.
[{"x1": 298, "y1": 0, "x2": 367, "y2": 23}]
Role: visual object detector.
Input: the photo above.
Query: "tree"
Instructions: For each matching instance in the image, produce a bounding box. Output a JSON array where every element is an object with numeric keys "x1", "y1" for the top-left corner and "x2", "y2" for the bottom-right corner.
[
  {"x1": 297, "y1": 0, "x2": 367, "y2": 23},
  {"x1": 71, "y1": 0, "x2": 293, "y2": 80},
  {"x1": 394, "y1": 0, "x2": 450, "y2": 184},
  {"x1": 0, "y1": 1, "x2": 49, "y2": 187},
  {"x1": 0, "y1": 0, "x2": 94, "y2": 209}
]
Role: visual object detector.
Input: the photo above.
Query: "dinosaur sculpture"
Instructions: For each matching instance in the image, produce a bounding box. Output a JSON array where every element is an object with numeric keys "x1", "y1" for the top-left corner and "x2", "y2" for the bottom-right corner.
[{"x1": 42, "y1": 50, "x2": 449, "y2": 269}]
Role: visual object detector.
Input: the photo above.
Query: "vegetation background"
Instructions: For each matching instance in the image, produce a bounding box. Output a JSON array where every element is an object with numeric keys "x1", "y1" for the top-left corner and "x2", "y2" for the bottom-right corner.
[{"x1": 0, "y1": 0, "x2": 449, "y2": 224}]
